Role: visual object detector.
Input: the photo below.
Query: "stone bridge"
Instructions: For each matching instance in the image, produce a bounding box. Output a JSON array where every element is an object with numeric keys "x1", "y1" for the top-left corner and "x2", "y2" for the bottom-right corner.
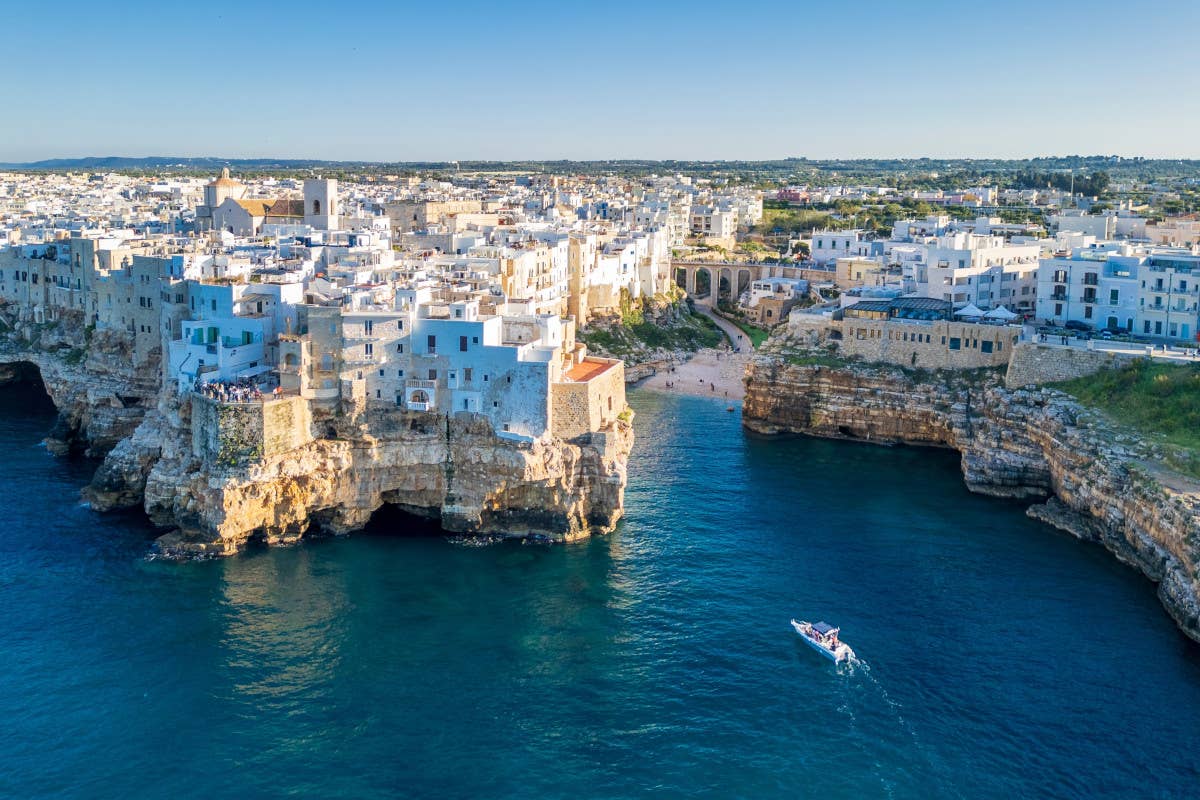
[{"x1": 670, "y1": 261, "x2": 835, "y2": 307}]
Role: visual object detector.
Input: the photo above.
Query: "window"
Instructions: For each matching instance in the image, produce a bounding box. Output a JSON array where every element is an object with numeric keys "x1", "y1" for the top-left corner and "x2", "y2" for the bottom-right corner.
[
  {"x1": 948, "y1": 337, "x2": 961, "y2": 351},
  {"x1": 981, "y1": 341, "x2": 994, "y2": 354},
  {"x1": 364, "y1": 320, "x2": 373, "y2": 335},
  {"x1": 483, "y1": 374, "x2": 489, "y2": 382},
  {"x1": 378, "y1": 370, "x2": 385, "y2": 377},
  {"x1": 397, "y1": 343, "x2": 404, "y2": 353},
  {"x1": 459, "y1": 335, "x2": 468, "y2": 352},
  {"x1": 1110, "y1": 289, "x2": 1119, "y2": 305},
  {"x1": 1084, "y1": 306, "x2": 1093, "y2": 319},
  {"x1": 1054, "y1": 303, "x2": 1063, "y2": 316},
  {"x1": 472, "y1": 336, "x2": 478, "y2": 344},
  {"x1": 365, "y1": 343, "x2": 373, "y2": 356},
  {"x1": 428, "y1": 369, "x2": 437, "y2": 380},
  {"x1": 464, "y1": 368, "x2": 473, "y2": 382},
  {"x1": 427, "y1": 335, "x2": 436, "y2": 352}
]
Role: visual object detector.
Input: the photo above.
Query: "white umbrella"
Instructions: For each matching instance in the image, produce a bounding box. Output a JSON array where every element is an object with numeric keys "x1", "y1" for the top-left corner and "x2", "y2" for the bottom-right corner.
[{"x1": 954, "y1": 303, "x2": 986, "y2": 317}]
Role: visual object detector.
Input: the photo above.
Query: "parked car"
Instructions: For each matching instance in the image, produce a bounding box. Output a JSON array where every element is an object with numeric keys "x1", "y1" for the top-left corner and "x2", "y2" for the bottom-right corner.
[{"x1": 1064, "y1": 320, "x2": 1093, "y2": 332}]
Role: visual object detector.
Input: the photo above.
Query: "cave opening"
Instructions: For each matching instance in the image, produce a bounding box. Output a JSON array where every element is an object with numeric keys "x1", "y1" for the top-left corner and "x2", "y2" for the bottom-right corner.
[
  {"x1": 0, "y1": 361, "x2": 55, "y2": 415},
  {"x1": 362, "y1": 503, "x2": 445, "y2": 538}
]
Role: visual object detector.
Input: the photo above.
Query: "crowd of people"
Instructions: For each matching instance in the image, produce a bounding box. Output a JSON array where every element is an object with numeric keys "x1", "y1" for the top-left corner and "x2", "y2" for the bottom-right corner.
[{"x1": 194, "y1": 377, "x2": 276, "y2": 403}]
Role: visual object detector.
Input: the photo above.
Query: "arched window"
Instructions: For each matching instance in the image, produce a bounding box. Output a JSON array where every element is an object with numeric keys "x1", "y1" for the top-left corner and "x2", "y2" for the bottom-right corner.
[
  {"x1": 411, "y1": 390, "x2": 429, "y2": 404},
  {"x1": 284, "y1": 353, "x2": 298, "y2": 367},
  {"x1": 313, "y1": 199, "x2": 321, "y2": 215}
]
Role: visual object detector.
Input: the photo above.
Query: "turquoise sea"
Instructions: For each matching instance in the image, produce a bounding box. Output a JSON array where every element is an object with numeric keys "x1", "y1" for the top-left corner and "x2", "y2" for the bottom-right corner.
[{"x1": 1, "y1": 384, "x2": 1199, "y2": 798}]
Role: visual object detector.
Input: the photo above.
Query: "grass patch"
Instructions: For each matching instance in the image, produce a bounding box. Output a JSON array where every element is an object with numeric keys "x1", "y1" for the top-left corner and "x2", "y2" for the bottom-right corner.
[
  {"x1": 1054, "y1": 360, "x2": 1200, "y2": 477},
  {"x1": 578, "y1": 307, "x2": 723, "y2": 358},
  {"x1": 729, "y1": 318, "x2": 771, "y2": 348},
  {"x1": 785, "y1": 351, "x2": 850, "y2": 368}
]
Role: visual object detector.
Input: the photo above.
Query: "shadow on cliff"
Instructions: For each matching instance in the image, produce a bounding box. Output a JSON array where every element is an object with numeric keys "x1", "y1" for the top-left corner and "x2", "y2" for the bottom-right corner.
[
  {"x1": 0, "y1": 361, "x2": 80, "y2": 454},
  {"x1": 358, "y1": 504, "x2": 446, "y2": 538}
]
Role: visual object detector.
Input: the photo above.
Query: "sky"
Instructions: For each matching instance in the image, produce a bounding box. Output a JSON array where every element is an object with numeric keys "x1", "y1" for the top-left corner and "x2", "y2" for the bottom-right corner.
[{"x1": 4, "y1": 0, "x2": 1200, "y2": 162}]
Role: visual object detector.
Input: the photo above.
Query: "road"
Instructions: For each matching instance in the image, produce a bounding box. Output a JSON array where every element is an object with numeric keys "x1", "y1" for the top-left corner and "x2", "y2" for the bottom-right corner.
[{"x1": 696, "y1": 306, "x2": 755, "y2": 352}]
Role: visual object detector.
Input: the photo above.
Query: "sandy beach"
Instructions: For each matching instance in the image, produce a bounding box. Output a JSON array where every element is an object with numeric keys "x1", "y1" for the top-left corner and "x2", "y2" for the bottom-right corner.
[{"x1": 635, "y1": 347, "x2": 751, "y2": 401}]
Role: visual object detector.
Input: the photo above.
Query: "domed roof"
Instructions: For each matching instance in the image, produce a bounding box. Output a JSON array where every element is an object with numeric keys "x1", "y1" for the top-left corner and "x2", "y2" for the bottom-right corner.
[{"x1": 208, "y1": 167, "x2": 241, "y2": 188}]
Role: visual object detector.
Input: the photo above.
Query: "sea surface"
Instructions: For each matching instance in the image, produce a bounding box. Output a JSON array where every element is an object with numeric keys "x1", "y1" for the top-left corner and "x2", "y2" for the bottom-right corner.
[{"x1": 1, "y1": 384, "x2": 1199, "y2": 799}]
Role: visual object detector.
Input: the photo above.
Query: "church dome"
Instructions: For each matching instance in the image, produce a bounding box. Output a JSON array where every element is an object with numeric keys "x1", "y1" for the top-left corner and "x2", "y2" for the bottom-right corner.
[{"x1": 208, "y1": 167, "x2": 241, "y2": 188}]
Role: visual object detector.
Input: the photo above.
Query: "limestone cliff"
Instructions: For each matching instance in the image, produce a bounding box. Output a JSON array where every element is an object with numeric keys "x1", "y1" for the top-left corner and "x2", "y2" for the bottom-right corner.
[
  {"x1": 0, "y1": 305, "x2": 633, "y2": 558},
  {"x1": 744, "y1": 344, "x2": 1200, "y2": 644},
  {"x1": 0, "y1": 311, "x2": 158, "y2": 457},
  {"x1": 138, "y1": 395, "x2": 632, "y2": 558}
]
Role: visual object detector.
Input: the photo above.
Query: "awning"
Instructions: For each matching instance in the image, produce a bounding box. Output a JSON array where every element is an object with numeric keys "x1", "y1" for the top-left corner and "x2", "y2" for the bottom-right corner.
[
  {"x1": 235, "y1": 364, "x2": 273, "y2": 379},
  {"x1": 954, "y1": 303, "x2": 986, "y2": 317},
  {"x1": 983, "y1": 306, "x2": 1018, "y2": 320}
]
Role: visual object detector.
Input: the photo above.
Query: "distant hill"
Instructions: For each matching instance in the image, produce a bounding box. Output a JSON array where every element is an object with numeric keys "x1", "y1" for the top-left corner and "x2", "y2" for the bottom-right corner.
[{"x1": 3, "y1": 155, "x2": 1200, "y2": 185}]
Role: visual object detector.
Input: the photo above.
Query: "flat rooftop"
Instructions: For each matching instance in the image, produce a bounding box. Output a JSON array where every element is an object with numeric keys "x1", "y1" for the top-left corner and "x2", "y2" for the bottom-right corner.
[{"x1": 566, "y1": 358, "x2": 616, "y2": 382}]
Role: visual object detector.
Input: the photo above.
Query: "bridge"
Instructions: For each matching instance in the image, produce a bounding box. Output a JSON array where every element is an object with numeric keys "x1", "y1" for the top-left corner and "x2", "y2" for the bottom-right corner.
[{"x1": 670, "y1": 261, "x2": 836, "y2": 307}]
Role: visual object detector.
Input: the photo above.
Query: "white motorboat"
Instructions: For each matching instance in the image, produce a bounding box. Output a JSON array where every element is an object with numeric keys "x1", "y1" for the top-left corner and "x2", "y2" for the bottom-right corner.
[{"x1": 791, "y1": 619, "x2": 855, "y2": 663}]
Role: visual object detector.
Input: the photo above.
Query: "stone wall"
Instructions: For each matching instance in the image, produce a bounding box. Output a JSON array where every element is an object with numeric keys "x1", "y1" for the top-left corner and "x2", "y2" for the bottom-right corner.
[
  {"x1": 837, "y1": 318, "x2": 1018, "y2": 370},
  {"x1": 1004, "y1": 341, "x2": 1141, "y2": 388},
  {"x1": 551, "y1": 360, "x2": 626, "y2": 440},
  {"x1": 191, "y1": 395, "x2": 312, "y2": 467}
]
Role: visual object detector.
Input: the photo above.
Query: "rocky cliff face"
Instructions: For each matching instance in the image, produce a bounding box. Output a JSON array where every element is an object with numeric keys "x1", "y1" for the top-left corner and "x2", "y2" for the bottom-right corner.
[
  {"x1": 0, "y1": 312, "x2": 159, "y2": 457},
  {"x1": 744, "y1": 348, "x2": 1200, "y2": 643},
  {"x1": 135, "y1": 396, "x2": 632, "y2": 558},
  {"x1": 0, "y1": 307, "x2": 632, "y2": 558}
]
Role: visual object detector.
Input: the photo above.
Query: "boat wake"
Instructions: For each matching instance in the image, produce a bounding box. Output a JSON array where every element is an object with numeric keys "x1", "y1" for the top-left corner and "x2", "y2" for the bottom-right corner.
[{"x1": 854, "y1": 660, "x2": 960, "y2": 797}]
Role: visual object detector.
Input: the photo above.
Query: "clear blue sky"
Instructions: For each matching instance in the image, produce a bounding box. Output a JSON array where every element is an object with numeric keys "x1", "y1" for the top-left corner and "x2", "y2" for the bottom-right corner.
[{"x1": 5, "y1": 0, "x2": 1199, "y2": 162}]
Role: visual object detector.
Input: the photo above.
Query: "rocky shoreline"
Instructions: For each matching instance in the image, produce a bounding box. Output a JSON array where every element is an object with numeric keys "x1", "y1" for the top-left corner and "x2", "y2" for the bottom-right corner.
[
  {"x1": 743, "y1": 342, "x2": 1200, "y2": 643},
  {"x1": 0, "y1": 313, "x2": 632, "y2": 558}
]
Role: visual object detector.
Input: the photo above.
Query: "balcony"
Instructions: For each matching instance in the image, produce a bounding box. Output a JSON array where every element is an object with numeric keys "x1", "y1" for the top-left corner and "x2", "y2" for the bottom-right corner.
[
  {"x1": 405, "y1": 380, "x2": 436, "y2": 390},
  {"x1": 1050, "y1": 292, "x2": 1069, "y2": 301}
]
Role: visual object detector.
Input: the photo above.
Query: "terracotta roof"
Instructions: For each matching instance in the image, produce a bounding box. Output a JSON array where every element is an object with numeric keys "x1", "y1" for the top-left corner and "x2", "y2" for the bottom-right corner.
[
  {"x1": 566, "y1": 358, "x2": 615, "y2": 382},
  {"x1": 208, "y1": 167, "x2": 242, "y2": 188},
  {"x1": 233, "y1": 199, "x2": 274, "y2": 217},
  {"x1": 265, "y1": 198, "x2": 304, "y2": 218}
]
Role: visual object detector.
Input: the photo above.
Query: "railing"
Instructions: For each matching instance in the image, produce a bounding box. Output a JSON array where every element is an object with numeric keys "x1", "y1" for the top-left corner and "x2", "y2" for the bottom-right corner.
[
  {"x1": 405, "y1": 379, "x2": 436, "y2": 389},
  {"x1": 1050, "y1": 293, "x2": 1068, "y2": 301}
]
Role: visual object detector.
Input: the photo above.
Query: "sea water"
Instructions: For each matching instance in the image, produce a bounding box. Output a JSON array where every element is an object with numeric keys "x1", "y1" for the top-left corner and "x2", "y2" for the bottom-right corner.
[{"x1": 1, "y1": 384, "x2": 1198, "y2": 798}]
